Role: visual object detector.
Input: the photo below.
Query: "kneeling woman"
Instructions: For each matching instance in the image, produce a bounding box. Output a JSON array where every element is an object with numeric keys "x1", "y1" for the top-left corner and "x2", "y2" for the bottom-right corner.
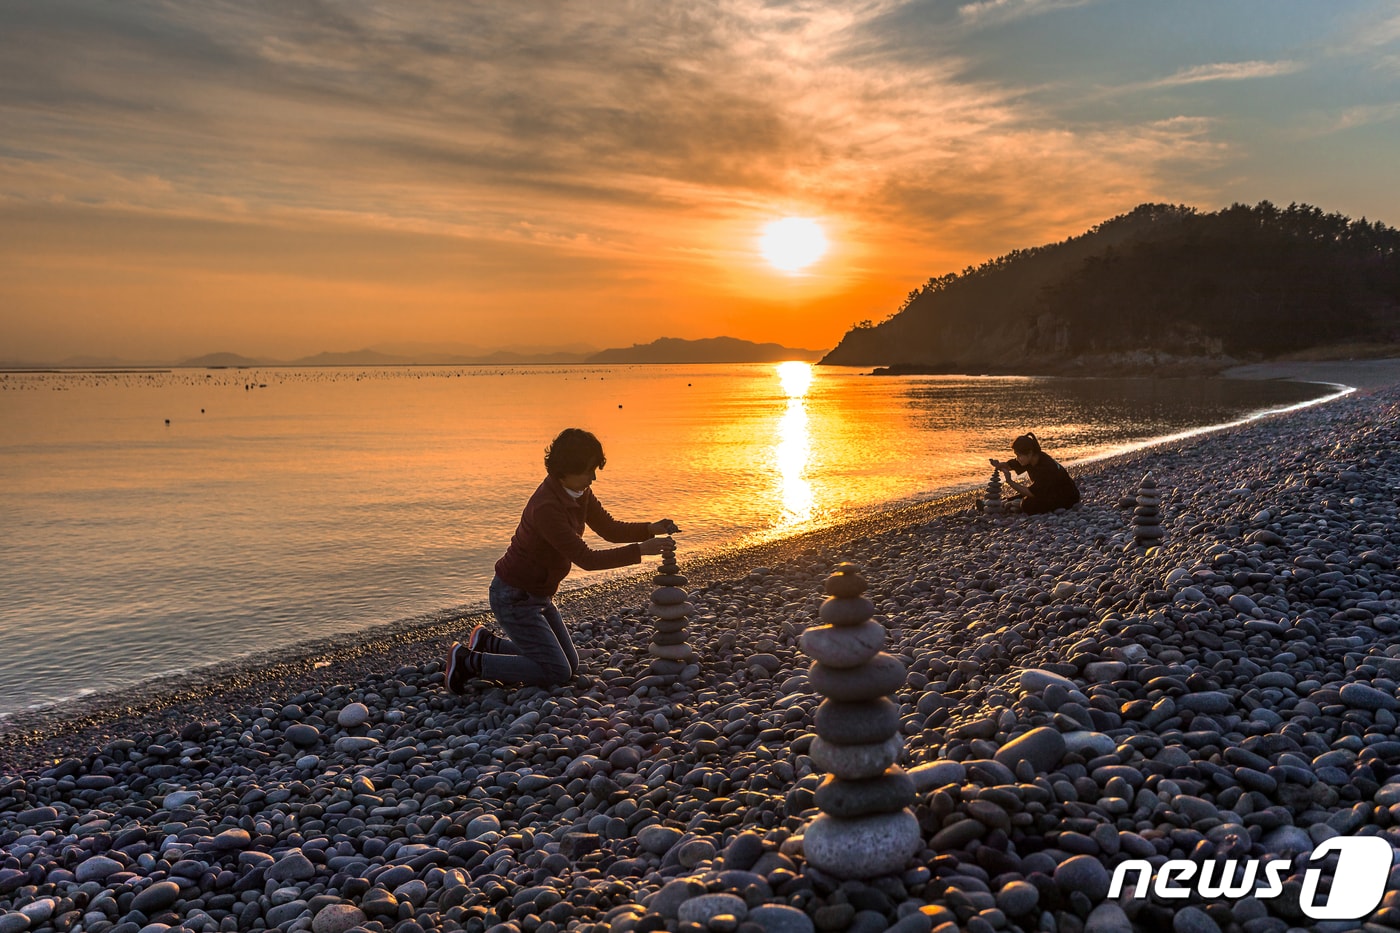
[
  {"x1": 445, "y1": 428, "x2": 679, "y2": 691},
  {"x1": 991, "y1": 432, "x2": 1080, "y2": 515}
]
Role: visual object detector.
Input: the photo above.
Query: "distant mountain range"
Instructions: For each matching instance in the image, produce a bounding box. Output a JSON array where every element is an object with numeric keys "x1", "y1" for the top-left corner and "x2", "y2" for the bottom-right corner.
[
  {"x1": 586, "y1": 336, "x2": 824, "y2": 363},
  {"x1": 3, "y1": 337, "x2": 825, "y2": 370}
]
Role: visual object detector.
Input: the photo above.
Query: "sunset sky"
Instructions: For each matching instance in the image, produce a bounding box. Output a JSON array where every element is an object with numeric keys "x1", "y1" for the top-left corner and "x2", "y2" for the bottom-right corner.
[{"x1": 3, "y1": 1, "x2": 1399, "y2": 363}]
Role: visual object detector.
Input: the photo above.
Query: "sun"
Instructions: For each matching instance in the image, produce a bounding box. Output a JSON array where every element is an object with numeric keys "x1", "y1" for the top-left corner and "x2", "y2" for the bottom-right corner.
[{"x1": 760, "y1": 217, "x2": 828, "y2": 273}]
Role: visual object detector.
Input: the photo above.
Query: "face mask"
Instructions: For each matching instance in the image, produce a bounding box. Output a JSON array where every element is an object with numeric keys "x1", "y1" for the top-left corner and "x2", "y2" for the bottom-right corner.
[{"x1": 564, "y1": 486, "x2": 587, "y2": 500}]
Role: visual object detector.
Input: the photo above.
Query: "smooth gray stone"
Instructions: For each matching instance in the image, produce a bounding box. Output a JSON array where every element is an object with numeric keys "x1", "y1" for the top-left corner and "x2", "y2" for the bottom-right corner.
[
  {"x1": 803, "y1": 810, "x2": 920, "y2": 879},
  {"x1": 637, "y1": 825, "x2": 683, "y2": 855},
  {"x1": 1063, "y1": 731, "x2": 1117, "y2": 757},
  {"x1": 208, "y1": 828, "x2": 251, "y2": 851},
  {"x1": 1172, "y1": 906, "x2": 1223, "y2": 933},
  {"x1": 1054, "y1": 854, "x2": 1111, "y2": 900},
  {"x1": 334, "y1": 736, "x2": 380, "y2": 753},
  {"x1": 809, "y1": 654, "x2": 907, "y2": 702},
  {"x1": 16, "y1": 807, "x2": 59, "y2": 825},
  {"x1": 1261, "y1": 825, "x2": 1313, "y2": 855},
  {"x1": 337, "y1": 703, "x2": 370, "y2": 728},
  {"x1": 652, "y1": 879, "x2": 705, "y2": 919},
  {"x1": 814, "y1": 770, "x2": 916, "y2": 818},
  {"x1": 285, "y1": 724, "x2": 321, "y2": 748},
  {"x1": 269, "y1": 852, "x2": 316, "y2": 883},
  {"x1": 652, "y1": 629, "x2": 690, "y2": 645},
  {"x1": 1173, "y1": 795, "x2": 1219, "y2": 823},
  {"x1": 748, "y1": 905, "x2": 816, "y2": 933},
  {"x1": 818, "y1": 596, "x2": 876, "y2": 626},
  {"x1": 1179, "y1": 691, "x2": 1233, "y2": 715},
  {"x1": 1340, "y1": 682, "x2": 1399, "y2": 711},
  {"x1": 801, "y1": 621, "x2": 886, "y2": 669},
  {"x1": 810, "y1": 734, "x2": 903, "y2": 780},
  {"x1": 74, "y1": 855, "x2": 123, "y2": 883},
  {"x1": 312, "y1": 904, "x2": 368, "y2": 933},
  {"x1": 651, "y1": 601, "x2": 694, "y2": 621},
  {"x1": 649, "y1": 643, "x2": 694, "y2": 660},
  {"x1": 814, "y1": 698, "x2": 900, "y2": 745},
  {"x1": 1084, "y1": 661, "x2": 1127, "y2": 682},
  {"x1": 908, "y1": 760, "x2": 966, "y2": 791},
  {"x1": 132, "y1": 881, "x2": 181, "y2": 914},
  {"x1": 653, "y1": 616, "x2": 689, "y2": 632},
  {"x1": 266, "y1": 900, "x2": 310, "y2": 927},
  {"x1": 994, "y1": 726, "x2": 1066, "y2": 773},
  {"x1": 1019, "y1": 669, "x2": 1078, "y2": 693},
  {"x1": 678, "y1": 893, "x2": 748, "y2": 925},
  {"x1": 651, "y1": 586, "x2": 688, "y2": 607},
  {"x1": 965, "y1": 758, "x2": 1018, "y2": 786},
  {"x1": 163, "y1": 790, "x2": 199, "y2": 809},
  {"x1": 1085, "y1": 902, "x2": 1133, "y2": 933},
  {"x1": 1228, "y1": 594, "x2": 1259, "y2": 614},
  {"x1": 996, "y1": 880, "x2": 1039, "y2": 916}
]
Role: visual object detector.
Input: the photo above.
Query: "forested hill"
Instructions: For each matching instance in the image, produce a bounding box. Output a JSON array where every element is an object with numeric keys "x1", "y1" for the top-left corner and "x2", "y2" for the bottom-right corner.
[{"x1": 822, "y1": 202, "x2": 1400, "y2": 373}]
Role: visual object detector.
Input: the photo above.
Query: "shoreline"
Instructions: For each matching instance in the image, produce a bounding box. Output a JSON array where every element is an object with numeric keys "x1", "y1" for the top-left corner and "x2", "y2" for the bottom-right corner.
[
  {"x1": 2, "y1": 359, "x2": 1395, "y2": 765},
  {"x1": 2, "y1": 361, "x2": 1400, "y2": 932}
]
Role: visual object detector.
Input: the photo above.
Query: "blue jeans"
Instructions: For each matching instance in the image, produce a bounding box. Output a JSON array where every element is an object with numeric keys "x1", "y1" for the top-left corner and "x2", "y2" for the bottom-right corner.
[{"x1": 485, "y1": 576, "x2": 579, "y2": 687}]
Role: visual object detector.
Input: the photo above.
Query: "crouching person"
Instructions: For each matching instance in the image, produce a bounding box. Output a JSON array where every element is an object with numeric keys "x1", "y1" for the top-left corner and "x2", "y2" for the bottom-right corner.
[{"x1": 445, "y1": 428, "x2": 679, "y2": 691}]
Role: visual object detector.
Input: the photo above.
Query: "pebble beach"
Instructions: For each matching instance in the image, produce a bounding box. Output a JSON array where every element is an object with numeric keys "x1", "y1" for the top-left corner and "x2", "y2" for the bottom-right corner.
[{"x1": 5, "y1": 363, "x2": 1400, "y2": 933}]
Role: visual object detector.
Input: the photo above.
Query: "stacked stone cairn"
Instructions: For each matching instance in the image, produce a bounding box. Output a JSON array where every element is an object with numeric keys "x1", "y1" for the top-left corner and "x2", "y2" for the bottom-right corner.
[
  {"x1": 798, "y1": 563, "x2": 921, "y2": 878},
  {"x1": 1131, "y1": 471, "x2": 1165, "y2": 549},
  {"x1": 647, "y1": 541, "x2": 695, "y2": 673},
  {"x1": 983, "y1": 468, "x2": 1004, "y2": 515}
]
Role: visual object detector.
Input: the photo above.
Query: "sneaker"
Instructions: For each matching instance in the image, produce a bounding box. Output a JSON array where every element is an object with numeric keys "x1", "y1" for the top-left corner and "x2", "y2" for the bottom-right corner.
[
  {"x1": 467, "y1": 624, "x2": 503, "y2": 654},
  {"x1": 444, "y1": 642, "x2": 464, "y2": 693},
  {"x1": 444, "y1": 642, "x2": 482, "y2": 694}
]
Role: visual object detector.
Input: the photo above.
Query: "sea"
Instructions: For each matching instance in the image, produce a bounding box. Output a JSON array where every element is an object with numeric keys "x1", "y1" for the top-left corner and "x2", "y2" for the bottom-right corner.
[{"x1": 0, "y1": 363, "x2": 1340, "y2": 718}]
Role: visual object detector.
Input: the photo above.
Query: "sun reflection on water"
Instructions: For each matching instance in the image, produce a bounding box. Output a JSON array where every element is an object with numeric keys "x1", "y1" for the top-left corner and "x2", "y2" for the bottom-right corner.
[{"x1": 775, "y1": 362, "x2": 815, "y2": 525}]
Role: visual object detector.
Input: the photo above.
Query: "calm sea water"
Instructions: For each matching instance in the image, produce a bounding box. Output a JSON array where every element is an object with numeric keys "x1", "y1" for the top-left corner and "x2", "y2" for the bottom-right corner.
[{"x1": 0, "y1": 364, "x2": 1333, "y2": 717}]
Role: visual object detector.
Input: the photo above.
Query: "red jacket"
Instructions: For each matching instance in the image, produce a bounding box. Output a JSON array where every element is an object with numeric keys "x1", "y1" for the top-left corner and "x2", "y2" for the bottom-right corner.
[{"x1": 494, "y1": 476, "x2": 653, "y2": 598}]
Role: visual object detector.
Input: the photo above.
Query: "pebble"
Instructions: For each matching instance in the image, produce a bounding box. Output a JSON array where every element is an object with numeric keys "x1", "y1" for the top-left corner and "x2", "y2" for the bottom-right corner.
[
  {"x1": 131, "y1": 881, "x2": 181, "y2": 914},
  {"x1": 993, "y1": 726, "x2": 1065, "y2": 773},
  {"x1": 74, "y1": 855, "x2": 124, "y2": 883},
  {"x1": 1054, "y1": 854, "x2": 1111, "y2": 901},
  {"x1": 336, "y1": 702, "x2": 370, "y2": 727},
  {"x1": 802, "y1": 810, "x2": 921, "y2": 878},
  {"x1": 312, "y1": 903, "x2": 367, "y2": 933},
  {"x1": 678, "y1": 894, "x2": 748, "y2": 925},
  {"x1": 1173, "y1": 906, "x2": 1223, "y2": 933},
  {"x1": 748, "y1": 904, "x2": 816, "y2": 933},
  {"x1": 1084, "y1": 902, "x2": 1133, "y2": 933}
]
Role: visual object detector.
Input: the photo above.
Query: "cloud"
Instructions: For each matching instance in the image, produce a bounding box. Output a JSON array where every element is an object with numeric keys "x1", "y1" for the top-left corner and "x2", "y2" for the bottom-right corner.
[
  {"x1": 0, "y1": 0, "x2": 1324, "y2": 357},
  {"x1": 956, "y1": 0, "x2": 1097, "y2": 27},
  {"x1": 1143, "y1": 60, "x2": 1304, "y2": 89},
  {"x1": 1315, "y1": 102, "x2": 1400, "y2": 134}
]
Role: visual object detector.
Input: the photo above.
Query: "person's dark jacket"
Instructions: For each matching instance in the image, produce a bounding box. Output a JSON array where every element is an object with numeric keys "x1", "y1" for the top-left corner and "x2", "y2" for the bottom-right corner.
[
  {"x1": 494, "y1": 476, "x2": 653, "y2": 597},
  {"x1": 1009, "y1": 452, "x2": 1080, "y2": 511}
]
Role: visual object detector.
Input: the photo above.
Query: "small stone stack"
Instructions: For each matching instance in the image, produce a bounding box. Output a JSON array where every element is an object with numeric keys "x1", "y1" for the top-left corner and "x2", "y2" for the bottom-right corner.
[
  {"x1": 983, "y1": 469, "x2": 1004, "y2": 515},
  {"x1": 798, "y1": 563, "x2": 921, "y2": 879},
  {"x1": 1131, "y1": 472, "x2": 1165, "y2": 549},
  {"x1": 648, "y1": 542, "x2": 695, "y2": 672}
]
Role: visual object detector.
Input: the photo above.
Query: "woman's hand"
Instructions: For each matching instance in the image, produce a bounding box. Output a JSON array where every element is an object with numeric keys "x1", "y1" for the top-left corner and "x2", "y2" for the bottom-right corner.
[
  {"x1": 639, "y1": 536, "x2": 675, "y2": 556},
  {"x1": 650, "y1": 519, "x2": 680, "y2": 535}
]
